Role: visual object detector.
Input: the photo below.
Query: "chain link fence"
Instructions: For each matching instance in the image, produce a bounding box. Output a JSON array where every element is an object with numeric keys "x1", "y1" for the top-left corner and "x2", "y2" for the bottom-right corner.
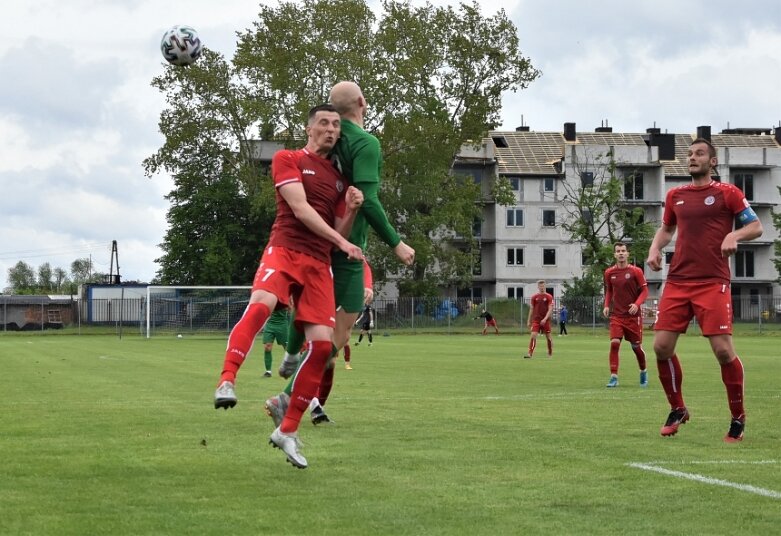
[{"x1": 2, "y1": 294, "x2": 781, "y2": 335}]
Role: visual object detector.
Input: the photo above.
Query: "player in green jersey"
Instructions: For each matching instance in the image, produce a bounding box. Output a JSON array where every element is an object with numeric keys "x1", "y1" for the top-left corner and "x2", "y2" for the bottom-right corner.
[
  {"x1": 268, "y1": 81, "x2": 415, "y2": 424},
  {"x1": 260, "y1": 309, "x2": 290, "y2": 377}
]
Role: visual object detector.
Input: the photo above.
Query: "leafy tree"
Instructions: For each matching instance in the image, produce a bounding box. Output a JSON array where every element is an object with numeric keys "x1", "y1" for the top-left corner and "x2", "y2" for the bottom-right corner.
[
  {"x1": 148, "y1": 0, "x2": 539, "y2": 293},
  {"x1": 559, "y1": 148, "x2": 655, "y2": 301},
  {"x1": 37, "y1": 262, "x2": 53, "y2": 292},
  {"x1": 53, "y1": 267, "x2": 69, "y2": 293},
  {"x1": 7, "y1": 261, "x2": 36, "y2": 293}
]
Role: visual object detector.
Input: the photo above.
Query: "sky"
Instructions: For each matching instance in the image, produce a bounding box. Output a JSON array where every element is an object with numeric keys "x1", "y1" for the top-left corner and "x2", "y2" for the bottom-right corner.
[{"x1": 1, "y1": 0, "x2": 779, "y2": 291}]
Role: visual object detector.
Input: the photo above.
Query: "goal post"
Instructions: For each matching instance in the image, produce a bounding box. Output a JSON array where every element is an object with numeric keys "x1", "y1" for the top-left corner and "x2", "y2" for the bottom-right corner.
[{"x1": 145, "y1": 286, "x2": 251, "y2": 338}]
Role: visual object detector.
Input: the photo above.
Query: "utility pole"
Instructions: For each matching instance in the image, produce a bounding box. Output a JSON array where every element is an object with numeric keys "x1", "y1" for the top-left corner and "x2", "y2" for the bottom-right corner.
[{"x1": 109, "y1": 240, "x2": 121, "y2": 285}]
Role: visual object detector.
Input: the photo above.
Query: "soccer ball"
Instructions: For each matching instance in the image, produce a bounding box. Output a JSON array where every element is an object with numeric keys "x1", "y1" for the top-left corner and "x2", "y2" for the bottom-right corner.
[{"x1": 160, "y1": 25, "x2": 202, "y2": 66}]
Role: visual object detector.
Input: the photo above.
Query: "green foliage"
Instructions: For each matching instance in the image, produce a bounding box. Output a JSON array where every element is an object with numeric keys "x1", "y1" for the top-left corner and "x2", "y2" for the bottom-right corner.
[{"x1": 148, "y1": 0, "x2": 539, "y2": 290}]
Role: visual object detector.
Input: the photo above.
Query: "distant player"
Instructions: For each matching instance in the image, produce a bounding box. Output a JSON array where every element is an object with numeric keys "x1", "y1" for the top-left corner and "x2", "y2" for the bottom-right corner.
[
  {"x1": 647, "y1": 138, "x2": 762, "y2": 442},
  {"x1": 474, "y1": 308, "x2": 499, "y2": 335},
  {"x1": 558, "y1": 305, "x2": 568, "y2": 336},
  {"x1": 355, "y1": 302, "x2": 375, "y2": 346},
  {"x1": 261, "y1": 309, "x2": 290, "y2": 377},
  {"x1": 602, "y1": 242, "x2": 649, "y2": 388},
  {"x1": 524, "y1": 280, "x2": 553, "y2": 358}
]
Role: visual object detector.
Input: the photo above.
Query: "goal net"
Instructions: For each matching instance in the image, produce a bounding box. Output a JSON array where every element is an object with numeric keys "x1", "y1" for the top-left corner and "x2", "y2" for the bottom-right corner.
[{"x1": 145, "y1": 286, "x2": 251, "y2": 338}]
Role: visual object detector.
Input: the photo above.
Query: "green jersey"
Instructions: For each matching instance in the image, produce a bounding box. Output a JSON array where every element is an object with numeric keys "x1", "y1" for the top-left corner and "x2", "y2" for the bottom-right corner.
[{"x1": 332, "y1": 119, "x2": 401, "y2": 267}]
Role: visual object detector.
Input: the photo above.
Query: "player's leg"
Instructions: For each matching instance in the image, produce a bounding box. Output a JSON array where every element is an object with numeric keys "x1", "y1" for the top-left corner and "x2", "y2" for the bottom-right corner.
[
  {"x1": 545, "y1": 327, "x2": 553, "y2": 356},
  {"x1": 525, "y1": 329, "x2": 538, "y2": 358},
  {"x1": 367, "y1": 329, "x2": 373, "y2": 346},
  {"x1": 279, "y1": 310, "x2": 305, "y2": 378},
  {"x1": 343, "y1": 342, "x2": 352, "y2": 369},
  {"x1": 654, "y1": 329, "x2": 688, "y2": 435},
  {"x1": 216, "y1": 288, "x2": 277, "y2": 409},
  {"x1": 626, "y1": 317, "x2": 647, "y2": 387},
  {"x1": 263, "y1": 341, "x2": 274, "y2": 377}
]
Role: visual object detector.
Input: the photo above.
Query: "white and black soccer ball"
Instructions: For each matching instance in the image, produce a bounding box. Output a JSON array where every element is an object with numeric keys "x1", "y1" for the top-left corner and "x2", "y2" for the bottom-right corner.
[{"x1": 160, "y1": 25, "x2": 202, "y2": 66}]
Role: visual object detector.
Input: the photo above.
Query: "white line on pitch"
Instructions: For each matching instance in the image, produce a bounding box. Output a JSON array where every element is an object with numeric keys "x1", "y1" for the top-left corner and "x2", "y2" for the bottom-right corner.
[
  {"x1": 628, "y1": 462, "x2": 781, "y2": 499},
  {"x1": 640, "y1": 460, "x2": 777, "y2": 465}
]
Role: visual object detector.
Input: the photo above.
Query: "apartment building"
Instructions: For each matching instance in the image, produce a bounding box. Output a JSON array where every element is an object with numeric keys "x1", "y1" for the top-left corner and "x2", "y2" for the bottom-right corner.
[{"x1": 453, "y1": 123, "x2": 781, "y2": 304}]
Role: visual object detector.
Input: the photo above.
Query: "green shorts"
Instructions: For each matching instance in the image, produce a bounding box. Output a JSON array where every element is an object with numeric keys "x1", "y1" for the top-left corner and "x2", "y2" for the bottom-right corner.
[
  {"x1": 333, "y1": 259, "x2": 365, "y2": 313},
  {"x1": 262, "y1": 323, "x2": 288, "y2": 346}
]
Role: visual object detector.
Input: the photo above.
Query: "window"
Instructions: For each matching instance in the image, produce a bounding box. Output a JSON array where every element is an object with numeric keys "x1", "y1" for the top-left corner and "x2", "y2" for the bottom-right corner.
[
  {"x1": 544, "y1": 178, "x2": 555, "y2": 193},
  {"x1": 581, "y1": 171, "x2": 594, "y2": 188},
  {"x1": 473, "y1": 219, "x2": 482, "y2": 238},
  {"x1": 454, "y1": 164, "x2": 483, "y2": 185},
  {"x1": 750, "y1": 288, "x2": 759, "y2": 305},
  {"x1": 735, "y1": 251, "x2": 754, "y2": 277},
  {"x1": 733, "y1": 173, "x2": 754, "y2": 200},
  {"x1": 543, "y1": 248, "x2": 556, "y2": 266},
  {"x1": 506, "y1": 176, "x2": 521, "y2": 192},
  {"x1": 542, "y1": 209, "x2": 556, "y2": 227},
  {"x1": 624, "y1": 171, "x2": 644, "y2": 200},
  {"x1": 581, "y1": 250, "x2": 589, "y2": 266},
  {"x1": 506, "y1": 208, "x2": 524, "y2": 227},
  {"x1": 507, "y1": 248, "x2": 524, "y2": 266},
  {"x1": 665, "y1": 252, "x2": 674, "y2": 265},
  {"x1": 507, "y1": 287, "x2": 524, "y2": 300}
]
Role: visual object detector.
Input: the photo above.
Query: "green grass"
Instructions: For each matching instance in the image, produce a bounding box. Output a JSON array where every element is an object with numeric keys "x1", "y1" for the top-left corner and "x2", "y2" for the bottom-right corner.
[{"x1": 2, "y1": 333, "x2": 779, "y2": 535}]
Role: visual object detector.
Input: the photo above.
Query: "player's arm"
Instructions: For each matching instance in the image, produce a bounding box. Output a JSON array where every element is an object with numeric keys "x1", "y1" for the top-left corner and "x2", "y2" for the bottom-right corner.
[
  {"x1": 647, "y1": 223, "x2": 675, "y2": 271},
  {"x1": 721, "y1": 210, "x2": 762, "y2": 257},
  {"x1": 602, "y1": 271, "x2": 612, "y2": 317},
  {"x1": 278, "y1": 181, "x2": 362, "y2": 260},
  {"x1": 629, "y1": 270, "x2": 649, "y2": 315},
  {"x1": 542, "y1": 300, "x2": 553, "y2": 324},
  {"x1": 353, "y1": 139, "x2": 415, "y2": 265},
  {"x1": 334, "y1": 186, "x2": 364, "y2": 239},
  {"x1": 526, "y1": 301, "x2": 533, "y2": 326}
]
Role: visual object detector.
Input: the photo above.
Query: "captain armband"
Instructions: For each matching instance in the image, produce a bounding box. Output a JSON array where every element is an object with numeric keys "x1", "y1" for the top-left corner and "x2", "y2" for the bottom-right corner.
[{"x1": 737, "y1": 207, "x2": 758, "y2": 224}]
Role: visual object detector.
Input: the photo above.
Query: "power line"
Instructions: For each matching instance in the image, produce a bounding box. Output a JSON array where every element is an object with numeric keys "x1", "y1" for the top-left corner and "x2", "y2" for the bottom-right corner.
[{"x1": 0, "y1": 242, "x2": 111, "y2": 261}]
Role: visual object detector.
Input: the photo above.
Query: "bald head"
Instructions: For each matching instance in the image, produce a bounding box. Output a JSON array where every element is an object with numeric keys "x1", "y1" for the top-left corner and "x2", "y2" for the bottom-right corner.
[{"x1": 330, "y1": 81, "x2": 364, "y2": 117}]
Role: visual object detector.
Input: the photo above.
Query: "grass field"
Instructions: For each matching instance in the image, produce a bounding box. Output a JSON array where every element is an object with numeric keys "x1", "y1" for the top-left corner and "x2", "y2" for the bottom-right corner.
[{"x1": 2, "y1": 332, "x2": 779, "y2": 535}]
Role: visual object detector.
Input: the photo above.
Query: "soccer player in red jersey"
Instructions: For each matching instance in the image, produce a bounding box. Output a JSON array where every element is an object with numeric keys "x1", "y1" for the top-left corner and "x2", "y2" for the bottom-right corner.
[
  {"x1": 213, "y1": 104, "x2": 364, "y2": 468},
  {"x1": 524, "y1": 280, "x2": 554, "y2": 358},
  {"x1": 603, "y1": 242, "x2": 649, "y2": 388},
  {"x1": 647, "y1": 138, "x2": 762, "y2": 442}
]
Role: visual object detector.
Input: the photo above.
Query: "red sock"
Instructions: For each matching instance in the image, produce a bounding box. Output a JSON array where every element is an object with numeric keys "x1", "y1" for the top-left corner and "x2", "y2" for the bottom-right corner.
[
  {"x1": 632, "y1": 344, "x2": 647, "y2": 371},
  {"x1": 546, "y1": 337, "x2": 552, "y2": 356},
  {"x1": 609, "y1": 340, "x2": 620, "y2": 374},
  {"x1": 528, "y1": 337, "x2": 536, "y2": 355},
  {"x1": 343, "y1": 344, "x2": 351, "y2": 362},
  {"x1": 657, "y1": 354, "x2": 684, "y2": 409},
  {"x1": 220, "y1": 302, "x2": 269, "y2": 384},
  {"x1": 317, "y1": 364, "x2": 335, "y2": 406},
  {"x1": 720, "y1": 356, "x2": 745, "y2": 420},
  {"x1": 281, "y1": 340, "x2": 330, "y2": 433}
]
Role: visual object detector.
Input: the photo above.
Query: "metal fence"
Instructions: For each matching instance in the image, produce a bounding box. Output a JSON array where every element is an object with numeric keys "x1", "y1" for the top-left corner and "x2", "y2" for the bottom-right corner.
[{"x1": 2, "y1": 295, "x2": 781, "y2": 335}]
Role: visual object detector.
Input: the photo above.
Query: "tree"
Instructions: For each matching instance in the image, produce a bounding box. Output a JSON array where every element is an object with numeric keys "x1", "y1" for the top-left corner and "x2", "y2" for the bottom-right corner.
[
  {"x1": 7, "y1": 261, "x2": 36, "y2": 294},
  {"x1": 147, "y1": 0, "x2": 539, "y2": 293},
  {"x1": 37, "y1": 262, "x2": 53, "y2": 292},
  {"x1": 53, "y1": 267, "x2": 69, "y2": 293},
  {"x1": 558, "y1": 147, "x2": 655, "y2": 300}
]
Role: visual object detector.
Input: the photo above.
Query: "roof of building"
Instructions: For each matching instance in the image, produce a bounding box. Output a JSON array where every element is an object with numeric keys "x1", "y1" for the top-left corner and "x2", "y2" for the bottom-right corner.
[{"x1": 486, "y1": 128, "x2": 780, "y2": 176}]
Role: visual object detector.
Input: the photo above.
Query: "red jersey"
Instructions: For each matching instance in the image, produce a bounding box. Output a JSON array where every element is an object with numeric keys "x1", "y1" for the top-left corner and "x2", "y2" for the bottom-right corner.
[
  {"x1": 604, "y1": 264, "x2": 648, "y2": 317},
  {"x1": 663, "y1": 180, "x2": 750, "y2": 284},
  {"x1": 530, "y1": 292, "x2": 554, "y2": 322},
  {"x1": 268, "y1": 148, "x2": 347, "y2": 263}
]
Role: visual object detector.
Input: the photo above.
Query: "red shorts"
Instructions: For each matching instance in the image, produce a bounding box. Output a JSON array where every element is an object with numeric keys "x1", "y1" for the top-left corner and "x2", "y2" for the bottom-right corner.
[
  {"x1": 485, "y1": 319, "x2": 497, "y2": 327},
  {"x1": 654, "y1": 281, "x2": 732, "y2": 336},
  {"x1": 609, "y1": 315, "x2": 643, "y2": 343},
  {"x1": 531, "y1": 320, "x2": 551, "y2": 334},
  {"x1": 252, "y1": 246, "x2": 335, "y2": 329}
]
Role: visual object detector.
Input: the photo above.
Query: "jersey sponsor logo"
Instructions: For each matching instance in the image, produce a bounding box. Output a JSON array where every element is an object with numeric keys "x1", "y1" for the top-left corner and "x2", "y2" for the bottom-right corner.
[
  {"x1": 704, "y1": 195, "x2": 715, "y2": 206},
  {"x1": 625, "y1": 273, "x2": 631, "y2": 279},
  {"x1": 302, "y1": 169, "x2": 316, "y2": 175},
  {"x1": 719, "y1": 325, "x2": 729, "y2": 330}
]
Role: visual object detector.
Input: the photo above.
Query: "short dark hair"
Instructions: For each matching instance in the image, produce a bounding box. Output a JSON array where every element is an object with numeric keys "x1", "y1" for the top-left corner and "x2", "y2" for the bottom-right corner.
[
  {"x1": 614, "y1": 241, "x2": 628, "y2": 251},
  {"x1": 308, "y1": 103, "x2": 337, "y2": 122},
  {"x1": 691, "y1": 137, "x2": 716, "y2": 158}
]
